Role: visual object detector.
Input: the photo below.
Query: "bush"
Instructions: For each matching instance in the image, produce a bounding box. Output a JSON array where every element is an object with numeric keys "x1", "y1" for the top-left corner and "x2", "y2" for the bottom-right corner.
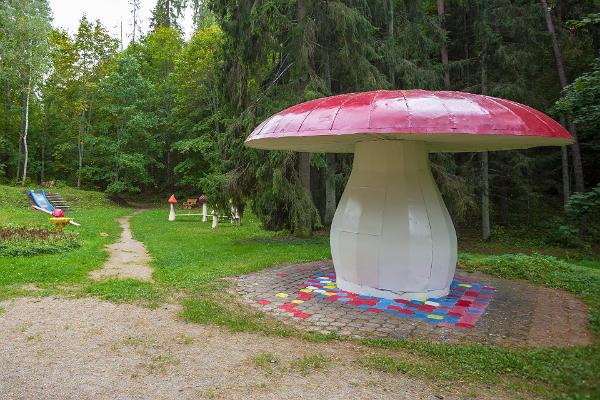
[
  {"x1": 0, "y1": 224, "x2": 81, "y2": 257},
  {"x1": 544, "y1": 224, "x2": 583, "y2": 248},
  {"x1": 563, "y1": 183, "x2": 600, "y2": 242}
]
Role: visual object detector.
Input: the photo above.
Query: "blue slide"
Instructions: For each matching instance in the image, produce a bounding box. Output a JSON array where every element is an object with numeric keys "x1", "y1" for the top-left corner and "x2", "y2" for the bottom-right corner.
[{"x1": 29, "y1": 190, "x2": 55, "y2": 212}]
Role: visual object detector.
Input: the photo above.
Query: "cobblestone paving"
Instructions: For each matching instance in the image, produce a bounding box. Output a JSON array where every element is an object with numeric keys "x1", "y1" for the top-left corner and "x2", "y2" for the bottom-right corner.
[{"x1": 235, "y1": 261, "x2": 593, "y2": 347}]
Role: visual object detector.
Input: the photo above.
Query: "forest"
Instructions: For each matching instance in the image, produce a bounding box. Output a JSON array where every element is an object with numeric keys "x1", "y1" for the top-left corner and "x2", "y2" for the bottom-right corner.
[{"x1": 1, "y1": 0, "x2": 599, "y2": 244}]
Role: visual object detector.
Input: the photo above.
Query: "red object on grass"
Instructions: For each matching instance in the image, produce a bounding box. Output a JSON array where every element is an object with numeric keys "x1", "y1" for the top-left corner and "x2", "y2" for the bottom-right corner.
[
  {"x1": 245, "y1": 90, "x2": 572, "y2": 153},
  {"x1": 168, "y1": 194, "x2": 177, "y2": 204},
  {"x1": 52, "y1": 209, "x2": 64, "y2": 218}
]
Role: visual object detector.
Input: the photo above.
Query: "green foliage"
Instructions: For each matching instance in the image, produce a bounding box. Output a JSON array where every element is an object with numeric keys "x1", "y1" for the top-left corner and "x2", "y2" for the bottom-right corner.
[
  {"x1": 565, "y1": 183, "x2": 600, "y2": 222},
  {"x1": 253, "y1": 151, "x2": 322, "y2": 235},
  {"x1": 544, "y1": 224, "x2": 583, "y2": 248},
  {"x1": 553, "y1": 184, "x2": 600, "y2": 245},
  {"x1": 89, "y1": 54, "x2": 158, "y2": 194},
  {"x1": 1, "y1": 0, "x2": 600, "y2": 237},
  {"x1": 150, "y1": 0, "x2": 186, "y2": 30},
  {"x1": 555, "y1": 57, "x2": 600, "y2": 136},
  {"x1": 0, "y1": 224, "x2": 81, "y2": 257}
]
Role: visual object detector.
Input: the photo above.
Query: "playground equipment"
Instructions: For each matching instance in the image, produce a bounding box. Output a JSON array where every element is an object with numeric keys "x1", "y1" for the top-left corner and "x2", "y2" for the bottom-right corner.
[
  {"x1": 246, "y1": 89, "x2": 573, "y2": 300},
  {"x1": 168, "y1": 195, "x2": 177, "y2": 221},
  {"x1": 49, "y1": 208, "x2": 71, "y2": 231},
  {"x1": 49, "y1": 217, "x2": 73, "y2": 232},
  {"x1": 198, "y1": 195, "x2": 207, "y2": 222},
  {"x1": 168, "y1": 194, "x2": 206, "y2": 222},
  {"x1": 167, "y1": 194, "x2": 240, "y2": 227},
  {"x1": 29, "y1": 189, "x2": 55, "y2": 212},
  {"x1": 29, "y1": 189, "x2": 80, "y2": 227}
]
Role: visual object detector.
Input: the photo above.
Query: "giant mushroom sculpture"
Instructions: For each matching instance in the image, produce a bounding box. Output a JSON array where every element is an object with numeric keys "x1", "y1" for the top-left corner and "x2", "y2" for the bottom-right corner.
[{"x1": 245, "y1": 90, "x2": 573, "y2": 300}]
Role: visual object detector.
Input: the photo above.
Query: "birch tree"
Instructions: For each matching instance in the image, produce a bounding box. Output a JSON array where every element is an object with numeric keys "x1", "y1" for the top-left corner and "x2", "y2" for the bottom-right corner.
[
  {"x1": 540, "y1": 0, "x2": 585, "y2": 196},
  {"x1": 0, "y1": 0, "x2": 51, "y2": 186}
]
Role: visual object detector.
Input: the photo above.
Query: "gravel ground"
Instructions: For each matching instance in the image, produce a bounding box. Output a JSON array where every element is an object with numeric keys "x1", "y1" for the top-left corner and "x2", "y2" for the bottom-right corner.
[{"x1": 0, "y1": 296, "x2": 509, "y2": 400}]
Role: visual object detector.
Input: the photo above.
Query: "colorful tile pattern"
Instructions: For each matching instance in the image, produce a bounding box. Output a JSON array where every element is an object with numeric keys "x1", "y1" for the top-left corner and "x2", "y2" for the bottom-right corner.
[{"x1": 266, "y1": 271, "x2": 496, "y2": 328}]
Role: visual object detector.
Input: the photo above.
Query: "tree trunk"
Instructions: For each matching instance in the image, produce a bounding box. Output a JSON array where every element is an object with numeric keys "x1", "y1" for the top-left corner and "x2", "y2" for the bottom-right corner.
[
  {"x1": 540, "y1": 0, "x2": 584, "y2": 192},
  {"x1": 481, "y1": 152, "x2": 490, "y2": 240},
  {"x1": 132, "y1": 0, "x2": 138, "y2": 42},
  {"x1": 4, "y1": 81, "x2": 10, "y2": 111},
  {"x1": 437, "y1": 0, "x2": 450, "y2": 89},
  {"x1": 561, "y1": 145, "x2": 570, "y2": 205},
  {"x1": 324, "y1": 153, "x2": 336, "y2": 225},
  {"x1": 568, "y1": 121, "x2": 584, "y2": 192},
  {"x1": 322, "y1": 44, "x2": 335, "y2": 225},
  {"x1": 166, "y1": 0, "x2": 171, "y2": 28},
  {"x1": 16, "y1": 94, "x2": 24, "y2": 180},
  {"x1": 499, "y1": 185, "x2": 509, "y2": 226},
  {"x1": 388, "y1": 0, "x2": 395, "y2": 86},
  {"x1": 559, "y1": 115, "x2": 570, "y2": 205},
  {"x1": 21, "y1": 61, "x2": 32, "y2": 187},
  {"x1": 299, "y1": 152, "x2": 310, "y2": 197},
  {"x1": 296, "y1": 0, "x2": 312, "y2": 206},
  {"x1": 41, "y1": 102, "x2": 50, "y2": 184},
  {"x1": 480, "y1": 30, "x2": 490, "y2": 240},
  {"x1": 77, "y1": 113, "x2": 84, "y2": 189}
]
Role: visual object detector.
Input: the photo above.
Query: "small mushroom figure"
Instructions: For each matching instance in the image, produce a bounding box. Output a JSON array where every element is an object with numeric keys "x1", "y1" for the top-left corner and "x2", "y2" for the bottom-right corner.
[
  {"x1": 211, "y1": 210, "x2": 218, "y2": 229},
  {"x1": 198, "y1": 194, "x2": 208, "y2": 222},
  {"x1": 245, "y1": 90, "x2": 573, "y2": 300},
  {"x1": 168, "y1": 194, "x2": 177, "y2": 222}
]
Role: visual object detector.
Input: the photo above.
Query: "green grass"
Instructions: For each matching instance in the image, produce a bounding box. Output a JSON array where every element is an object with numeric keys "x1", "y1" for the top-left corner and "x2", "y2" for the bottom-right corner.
[
  {"x1": 2, "y1": 183, "x2": 600, "y2": 398},
  {"x1": 84, "y1": 279, "x2": 163, "y2": 307},
  {"x1": 0, "y1": 184, "x2": 128, "y2": 296},
  {"x1": 359, "y1": 354, "x2": 451, "y2": 379},
  {"x1": 129, "y1": 208, "x2": 330, "y2": 333},
  {"x1": 359, "y1": 253, "x2": 600, "y2": 399},
  {"x1": 250, "y1": 352, "x2": 330, "y2": 376},
  {"x1": 290, "y1": 354, "x2": 330, "y2": 376},
  {"x1": 252, "y1": 352, "x2": 281, "y2": 375},
  {"x1": 129, "y1": 208, "x2": 600, "y2": 398},
  {"x1": 0, "y1": 225, "x2": 81, "y2": 257},
  {"x1": 129, "y1": 209, "x2": 330, "y2": 290}
]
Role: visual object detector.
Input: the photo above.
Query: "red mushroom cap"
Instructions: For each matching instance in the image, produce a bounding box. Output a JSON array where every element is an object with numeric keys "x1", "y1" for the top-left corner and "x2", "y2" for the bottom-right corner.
[
  {"x1": 245, "y1": 90, "x2": 573, "y2": 153},
  {"x1": 168, "y1": 194, "x2": 177, "y2": 204}
]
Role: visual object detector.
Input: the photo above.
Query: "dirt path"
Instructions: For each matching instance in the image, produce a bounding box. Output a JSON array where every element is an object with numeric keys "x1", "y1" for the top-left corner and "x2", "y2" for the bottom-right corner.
[
  {"x1": 89, "y1": 211, "x2": 153, "y2": 282},
  {"x1": 0, "y1": 296, "x2": 506, "y2": 400}
]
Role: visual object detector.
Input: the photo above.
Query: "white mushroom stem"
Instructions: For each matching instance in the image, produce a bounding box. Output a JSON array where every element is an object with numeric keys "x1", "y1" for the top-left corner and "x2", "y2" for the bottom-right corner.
[
  {"x1": 202, "y1": 203, "x2": 207, "y2": 222},
  {"x1": 211, "y1": 211, "x2": 218, "y2": 229},
  {"x1": 330, "y1": 140, "x2": 457, "y2": 300},
  {"x1": 168, "y1": 203, "x2": 176, "y2": 222},
  {"x1": 230, "y1": 206, "x2": 240, "y2": 225}
]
